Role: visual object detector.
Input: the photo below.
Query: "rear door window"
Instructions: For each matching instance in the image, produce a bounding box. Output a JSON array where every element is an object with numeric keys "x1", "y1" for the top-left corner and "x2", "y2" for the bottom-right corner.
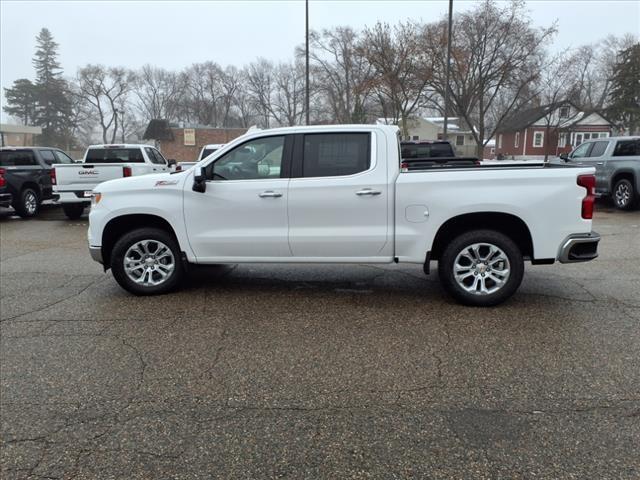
[
  {"x1": 302, "y1": 133, "x2": 371, "y2": 177},
  {"x1": 588, "y1": 141, "x2": 609, "y2": 157},
  {"x1": 0, "y1": 150, "x2": 37, "y2": 166},
  {"x1": 85, "y1": 148, "x2": 145, "y2": 163},
  {"x1": 144, "y1": 147, "x2": 164, "y2": 165},
  {"x1": 40, "y1": 150, "x2": 57, "y2": 165},
  {"x1": 53, "y1": 150, "x2": 74, "y2": 164},
  {"x1": 613, "y1": 140, "x2": 639, "y2": 157}
]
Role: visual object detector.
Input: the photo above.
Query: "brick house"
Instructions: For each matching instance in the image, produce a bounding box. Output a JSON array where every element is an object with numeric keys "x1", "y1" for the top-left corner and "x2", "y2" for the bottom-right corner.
[
  {"x1": 495, "y1": 103, "x2": 613, "y2": 160},
  {"x1": 143, "y1": 120, "x2": 247, "y2": 162}
]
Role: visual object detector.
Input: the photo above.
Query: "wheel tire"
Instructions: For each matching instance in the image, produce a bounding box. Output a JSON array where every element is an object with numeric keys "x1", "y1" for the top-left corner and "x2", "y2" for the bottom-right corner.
[
  {"x1": 14, "y1": 188, "x2": 40, "y2": 218},
  {"x1": 110, "y1": 228, "x2": 184, "y2": 295},
  {"x1": 438, "y1": 229, "x2": 524, "y2": 307},
  {"x1": 612, "y1": 178, "x2": 637, "y2": 210},
  {"x1": 62, "y1": 204, "x2": 85, "y2": 220}
]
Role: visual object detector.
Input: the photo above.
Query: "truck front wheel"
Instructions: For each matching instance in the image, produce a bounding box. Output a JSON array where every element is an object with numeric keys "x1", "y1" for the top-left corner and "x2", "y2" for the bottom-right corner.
[
  {"x1": 62, "y1": 204, "x2": 85, "y2": 220},
  {"x1": 438, "y1": 229, "x2": 524, "y2": 307},
  {"x1": 110, "y1": 228, "x2": 185, "y2": 295}
]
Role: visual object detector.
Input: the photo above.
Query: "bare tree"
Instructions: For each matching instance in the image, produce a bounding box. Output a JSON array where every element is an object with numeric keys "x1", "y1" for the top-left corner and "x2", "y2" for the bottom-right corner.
[
  {"x1": 568, "y1": 34, "x2": 637, "y2": 110},
  {"x1": 307, "y1": 26, "x2": 374, "y2": 123},
  {"x1": 422, "y1": 0, "x2": 556, "y2": 155},
  {"x1": 360, "y1": 21, "x2": 434, "y2": 137},
  {"x1": 75, "y1": 65, "x2": 135, "y2": 143},
  {"x1": 246, "y1": 59, "x2": 275, "y2": 128},
  {"x1": 271, "y1": 61, "x2": 305, "y2": 126},
  {"x1": 133, "y1": 65, "x2": 182, "y2": 123},
  {"x1": 534, "y1": 51, "x2": 583, "y2": 160}
]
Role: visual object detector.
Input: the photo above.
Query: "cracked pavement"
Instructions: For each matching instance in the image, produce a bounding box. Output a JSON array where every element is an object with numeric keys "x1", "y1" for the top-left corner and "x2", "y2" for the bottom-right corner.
[{"x1": 1, "y1": 203, "x2": 639, "y2": 479}]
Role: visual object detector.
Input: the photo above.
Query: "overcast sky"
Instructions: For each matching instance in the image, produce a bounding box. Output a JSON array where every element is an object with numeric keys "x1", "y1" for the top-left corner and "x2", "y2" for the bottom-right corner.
[{"x1": 1, "y1": 0, "x2": 639, "y2": 121}]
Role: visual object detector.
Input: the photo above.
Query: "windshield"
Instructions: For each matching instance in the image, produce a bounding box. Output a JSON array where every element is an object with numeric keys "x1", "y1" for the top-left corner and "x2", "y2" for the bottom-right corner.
[{"x1": 401, "y1": 143, "x2": 453, "y2": 159}]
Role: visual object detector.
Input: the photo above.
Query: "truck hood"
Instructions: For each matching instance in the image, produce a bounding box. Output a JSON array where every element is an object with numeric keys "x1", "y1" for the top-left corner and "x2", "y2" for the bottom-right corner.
[{"x1": 95, "y1": 171, "x2": 186, "y2": 193}]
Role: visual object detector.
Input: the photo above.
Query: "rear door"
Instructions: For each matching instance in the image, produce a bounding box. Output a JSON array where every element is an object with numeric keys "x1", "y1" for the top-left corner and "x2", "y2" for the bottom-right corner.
[
  {"x1": 144, "y1": 147, "x2": 170, "y2": 173},
  {"x1": 287, "y1": 131, "x2": 390, "y2": 260}
]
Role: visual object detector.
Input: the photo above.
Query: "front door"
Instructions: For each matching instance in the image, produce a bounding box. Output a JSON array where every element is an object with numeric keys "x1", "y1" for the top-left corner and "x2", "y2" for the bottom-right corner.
[
  {"x1": 183, "y1": 135, "x2": 292, "y2": 261},
  {"x1": 287, "y1": 131, "x2": 391, "y2": 260}
]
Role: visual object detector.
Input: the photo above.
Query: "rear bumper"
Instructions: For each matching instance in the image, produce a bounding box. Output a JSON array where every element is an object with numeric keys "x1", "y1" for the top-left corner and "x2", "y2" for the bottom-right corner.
[
  {"x1": 0, "y1": 192, "x2": 12, "y2": 208},
  {"x1": 56, "y1": 191, "x2": 92, "y2": 204},
  {"x1": 558, "y1": 232, "x2": 600, "y2": 263}
]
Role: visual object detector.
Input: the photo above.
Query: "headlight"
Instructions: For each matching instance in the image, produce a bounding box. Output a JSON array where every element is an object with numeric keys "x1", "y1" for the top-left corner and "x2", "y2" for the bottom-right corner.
[{"x1": 91, "y1": 192, "x2": 102, "y2": 206}]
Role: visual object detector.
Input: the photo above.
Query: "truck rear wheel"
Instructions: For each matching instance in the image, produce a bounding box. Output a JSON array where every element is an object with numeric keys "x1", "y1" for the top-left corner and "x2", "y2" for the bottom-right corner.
[
  {"x1": 613, "y1": 178, "x2": 637, "y2": 210},
  {"x1": 111, "y1": 227, "x2": 184, "y2": 295},
  {"x1": 62, "y1": 204, "x2": 85, "y2": 220},
  {"x1": 14, "y1": 188, "x2": 39, "y2": 218},
  {"x1": 438, "y1": 229, "x2": 524, "y2": 307}
]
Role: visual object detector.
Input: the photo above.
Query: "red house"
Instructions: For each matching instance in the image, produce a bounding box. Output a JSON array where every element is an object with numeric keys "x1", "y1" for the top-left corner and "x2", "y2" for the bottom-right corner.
[{"x1": 495, "y1": 102, "x2": 612, "y2": 160}]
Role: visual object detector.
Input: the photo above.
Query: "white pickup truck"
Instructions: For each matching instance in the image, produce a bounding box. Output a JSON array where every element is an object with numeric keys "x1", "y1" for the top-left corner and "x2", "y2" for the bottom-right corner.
[
  {"x1": 88, "y1": 125, "x2": 600, "y2": 306},
  {"x1": 52, "y1": 144, "x2": 174, "y2": 219}
]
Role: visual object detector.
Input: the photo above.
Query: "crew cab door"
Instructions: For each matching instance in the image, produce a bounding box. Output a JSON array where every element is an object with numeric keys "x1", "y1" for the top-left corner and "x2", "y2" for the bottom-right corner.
[
  {"x1": 183, "y1": 135, "x2": 293, "y2": 261},
  {"x1": 287, "y1": 131, "x2": 390, "y2": 259}
]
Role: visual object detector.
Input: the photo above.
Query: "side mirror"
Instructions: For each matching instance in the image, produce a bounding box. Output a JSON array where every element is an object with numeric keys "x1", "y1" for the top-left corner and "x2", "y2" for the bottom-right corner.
[
  {"x1": 192, "y1": 167, "x2": 206, "y2": 193},
  {"x1": 559, "y1": 153, "x2": 569, "y2": 161},
  {"x1": 167, "y1": 158, "x2": 177, "y2": 167}
]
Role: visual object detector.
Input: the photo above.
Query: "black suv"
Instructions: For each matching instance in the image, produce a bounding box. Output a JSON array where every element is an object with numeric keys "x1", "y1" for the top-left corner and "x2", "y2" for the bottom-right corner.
[{"x1": 0, "y1": 146, "x2": 75, "y2": 217}]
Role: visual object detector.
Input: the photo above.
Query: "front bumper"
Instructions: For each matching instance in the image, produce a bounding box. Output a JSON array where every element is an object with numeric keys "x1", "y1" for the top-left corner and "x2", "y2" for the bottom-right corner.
[
  {"x1": 558, "y1": 232, "x2": 600, "y2": 263},
  {"x1": 89, "y1": 246, "x2": 103, "y2": 264}
]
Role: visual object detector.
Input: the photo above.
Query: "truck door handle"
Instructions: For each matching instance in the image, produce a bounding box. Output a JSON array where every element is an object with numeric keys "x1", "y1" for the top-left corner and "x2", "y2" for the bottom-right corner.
[
  {"x1": 259, "y1": 191, "x2": 282, "y2": 198},
  {"x1": 355, "y1": 188, "x2": 381, "y2": 196}
]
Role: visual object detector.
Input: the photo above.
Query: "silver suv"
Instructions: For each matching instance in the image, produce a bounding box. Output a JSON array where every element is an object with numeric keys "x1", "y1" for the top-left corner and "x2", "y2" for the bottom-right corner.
[{"x1": 560, "y1": 136, "x2": 640, "y2": 210}]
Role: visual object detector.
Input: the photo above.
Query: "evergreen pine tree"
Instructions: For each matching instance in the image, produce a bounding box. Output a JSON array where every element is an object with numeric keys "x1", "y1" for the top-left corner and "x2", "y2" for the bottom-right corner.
[
  {"x1": 3, "y1": 79, "x2": 38, "y2": 125},
  {"x1": 607, "y1": 43, "x2": 640, "y2": 135},
  {"x1": 32, "y1": 28, "x2": 74, "y2": 146}
]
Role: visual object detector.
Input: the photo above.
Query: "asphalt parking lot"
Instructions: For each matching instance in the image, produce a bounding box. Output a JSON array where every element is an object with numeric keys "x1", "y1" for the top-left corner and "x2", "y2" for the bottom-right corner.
[{"x1": 1, "y1": 203, "x2": 639, "y2": 479}]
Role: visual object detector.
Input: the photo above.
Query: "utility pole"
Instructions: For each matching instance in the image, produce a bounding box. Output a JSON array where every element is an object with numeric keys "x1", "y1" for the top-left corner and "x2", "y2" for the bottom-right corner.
[
  {"x1": 443, "y1": 0, "x2": 453, "y2": 140},
  {"x1": 305, "y1": 0, "x2": 310, "y2": 125}
]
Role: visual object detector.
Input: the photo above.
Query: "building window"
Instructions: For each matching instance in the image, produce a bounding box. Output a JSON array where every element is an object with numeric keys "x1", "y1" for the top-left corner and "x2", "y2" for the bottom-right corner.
[
  {"x1": 559, "y1": 106, "x2": 570, "y2": 118},
  {"x1": 498, "y1": 134, "x2": 503, "y2": 149},
  {"x1": 456, "y1": 135, "x2": 464, "y2": 146},
  {"x1": 533, "y1": 131, "x2": 544, "y2": 148},
  {"x1": 412, "y1": 135, "x2": 419, "y2": 141},
  {"x1": 558, "y1": 133, "x2": 567, "y2": 147},
  {"x1": 514, "y1": 132, "x2": 520, "y2": 148}
]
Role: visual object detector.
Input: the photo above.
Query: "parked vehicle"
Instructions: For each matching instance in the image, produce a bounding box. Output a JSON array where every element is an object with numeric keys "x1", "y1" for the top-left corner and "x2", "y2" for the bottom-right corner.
[
  {"x1": 176, "y1": 143, "x2": 227, "y2": 172},
  {"x1": 88, "y1": 125, "x2": 600, "y2": 307},
  {"x1": 0, "y1": 146, "x2": 74, "y2": 217},
  {"x1": 52, "y1": 144, "x2": 175, "y2": 219},
  {"x1": 559, "y1": 136, "x2": 640, "y2": 210},
  {"x1": 199, "y1": 143, "x2": 225, "y2": 161},
  {"x1": 400, "y1": 140, "x2": 480, "y2": 169}
]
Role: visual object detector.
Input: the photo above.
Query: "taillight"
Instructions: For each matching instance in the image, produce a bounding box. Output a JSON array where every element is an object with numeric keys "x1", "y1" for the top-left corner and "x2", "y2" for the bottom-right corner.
[
  {"x1": 123, "y1": 166, "x2": 132, "y2": 177},
  {"x1": 0, "y1": 168, "x2": 5, "y2": 188},
  {"x1": 49, "y1": 168, "x2": 56, "y2": 185},
  {"x1": 577, "y1": 174, "x2": 595, "y2": 219}
]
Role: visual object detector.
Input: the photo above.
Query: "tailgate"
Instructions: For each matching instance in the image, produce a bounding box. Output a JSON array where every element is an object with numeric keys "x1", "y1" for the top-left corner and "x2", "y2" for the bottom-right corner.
[{"x1": 53, "y1": 164, "x2": 125, "y2": 192}]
